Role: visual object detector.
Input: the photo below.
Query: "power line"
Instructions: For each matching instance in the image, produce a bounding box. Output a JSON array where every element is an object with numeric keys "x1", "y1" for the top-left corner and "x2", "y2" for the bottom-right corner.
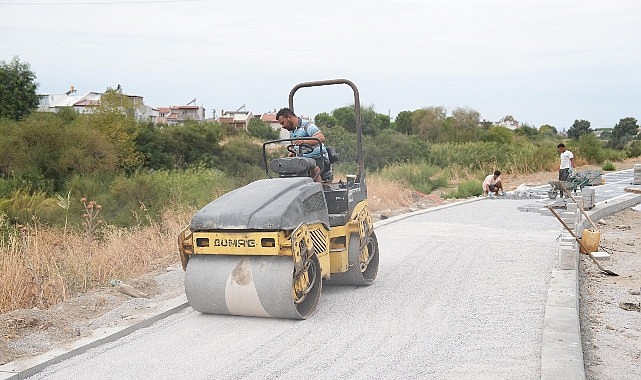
[{"x1": 1, "y1": 0, "x2": 203, "y2": 5}]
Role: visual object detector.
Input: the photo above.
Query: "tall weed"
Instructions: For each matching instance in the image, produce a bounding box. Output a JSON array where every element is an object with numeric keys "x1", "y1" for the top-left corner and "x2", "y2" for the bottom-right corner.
[
  {"x1": 442, "y1": 180, "x2": 483, "y2": 199},
  {"x1": 379, "y1": 162, "x2": 448, "y2": 194}
]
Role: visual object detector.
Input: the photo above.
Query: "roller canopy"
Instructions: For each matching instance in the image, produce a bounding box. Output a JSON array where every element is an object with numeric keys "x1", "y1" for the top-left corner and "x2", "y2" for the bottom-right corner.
[{"x1": 190, "y1": 177, "x2": 329, "y2": 231}]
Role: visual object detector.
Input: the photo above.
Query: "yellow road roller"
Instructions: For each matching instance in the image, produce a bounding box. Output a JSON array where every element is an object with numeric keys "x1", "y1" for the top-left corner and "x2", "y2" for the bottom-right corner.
[{"x1": 178, "y1": 79, "x2": 379, "y2": 319}]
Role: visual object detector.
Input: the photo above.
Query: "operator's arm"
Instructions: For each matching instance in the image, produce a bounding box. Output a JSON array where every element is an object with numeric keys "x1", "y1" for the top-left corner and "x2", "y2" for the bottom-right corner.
[{"x1": 294, "y1": 131, "x2": 325, "y2": 145}]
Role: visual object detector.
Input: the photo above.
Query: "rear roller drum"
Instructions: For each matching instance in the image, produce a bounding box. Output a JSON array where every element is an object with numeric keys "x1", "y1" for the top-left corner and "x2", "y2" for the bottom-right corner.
[{"x1": 326, "y1": 231, "x2": 379, "y2": 286}]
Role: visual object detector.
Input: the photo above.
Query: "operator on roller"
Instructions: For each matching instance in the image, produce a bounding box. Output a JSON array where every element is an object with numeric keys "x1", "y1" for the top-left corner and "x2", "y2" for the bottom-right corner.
[{"x1": 276, "y1": 107, "x2": 328, "y2": 183}]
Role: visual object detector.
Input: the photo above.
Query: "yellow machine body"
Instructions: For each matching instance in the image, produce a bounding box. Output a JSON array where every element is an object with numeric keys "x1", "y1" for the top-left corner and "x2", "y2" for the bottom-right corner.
[{"x1": 178, "y1": 79, "x2": 379, "y2": 319}]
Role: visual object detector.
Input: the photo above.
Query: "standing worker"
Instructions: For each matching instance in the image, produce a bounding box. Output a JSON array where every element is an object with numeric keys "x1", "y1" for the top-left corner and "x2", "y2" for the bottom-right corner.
[
  {"x1": 557, "y1": 143, "x2": 574, "y2": 181},
  {"x1": 276, "y1": 107, "x2": 328, "y2": 183},
  {"x1": 483, "y1": 170, "x2": 505, "y2": 197}
]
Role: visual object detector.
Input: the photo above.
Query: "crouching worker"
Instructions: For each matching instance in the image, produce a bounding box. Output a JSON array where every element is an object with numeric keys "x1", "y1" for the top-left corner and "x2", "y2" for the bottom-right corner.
[
  {"x1": 483, "y1": 170, "x2": 505, "y2": 196},
  {"x1": 276, "y1": 107, "x2": 328, "y2": 183}
]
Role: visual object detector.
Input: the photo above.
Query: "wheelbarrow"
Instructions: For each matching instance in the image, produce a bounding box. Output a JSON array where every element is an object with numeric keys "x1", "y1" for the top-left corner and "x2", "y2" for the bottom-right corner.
[{"x1": 547, "y1": 172, "x2": 592, "y2": 199}]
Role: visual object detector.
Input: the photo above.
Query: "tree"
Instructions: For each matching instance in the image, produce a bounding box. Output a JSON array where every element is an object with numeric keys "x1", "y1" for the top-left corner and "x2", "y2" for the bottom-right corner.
[
  {"x1": 577, "y1": 133, "x2": 605, "y2": 164},
  {"x1": 88, "y1": 90, "x2": 144, "y2": 172},
  {"x1": 136, "y1": 122, "x2": 223, "y2": 170},
  {"x1": 499, "y1": 115, "x2": 519, "y2": 129},
  {"x1": 393, "y1": 111, "x2": 413, "y2": 135},
  {"x1": 0, "y1": 56, "x2": 39, "y2": 121},
  {"x1": 608, "y1": 117, "x2": 639, "y2": 150},
  {"x1": 538, "y1": 124, "x2": 557, "y2": 136},
  {"x1": 411, "y1": 106, "x2": 446, "y2": 142},
  {"x1": 627, "y1": 140, "x2": 641, "y2": 158},
  {"x1": 0, "y1": 112, "x2": 118, "y2": 192},
  {"x1": 247, "y1": 118, "x2": 278, "y2": 140},
  {"x1": 481, "y1": 125, "x2": 514, "y2": 145},
  {"x1": 314, "y1": 112, "x2": 337, "y2": 129},
  {"x1": 445, "y1": 107, "x2": 482, "y2": 142},
  {"x1": 567, "y1": 119, "x2": 591, "y2": 139},
  {"x1": 330, "y1": 105, "x2": 389, "y2": 136},
  {"x1": 514, "y1": 124, "x2": 539, "y2": 139},
  {"x1": 331, "y1": 106, "x2": 356, "y2": 132}
]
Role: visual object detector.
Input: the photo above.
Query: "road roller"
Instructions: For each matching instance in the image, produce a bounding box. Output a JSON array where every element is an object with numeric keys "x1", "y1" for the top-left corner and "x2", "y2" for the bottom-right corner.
[{"x1": 178, "y1": 79, "x2": 379, "y2": 319}]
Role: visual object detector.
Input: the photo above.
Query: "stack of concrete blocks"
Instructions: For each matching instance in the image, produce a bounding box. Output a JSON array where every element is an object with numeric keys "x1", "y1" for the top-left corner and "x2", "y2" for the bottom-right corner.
[
  {"x1": 578, "y1": 188, "x2": 595, "y2": 210},
  {"x1": 558, "y1": 201, "x2": 581, "y2": 270},
  {"x1": 634, "y1": 164, "x2": 641, "y2": 185}
]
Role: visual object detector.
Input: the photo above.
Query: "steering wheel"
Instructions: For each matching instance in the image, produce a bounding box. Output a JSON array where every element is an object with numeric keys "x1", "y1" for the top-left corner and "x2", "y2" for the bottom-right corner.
[{"x1": 286, "y1": 143, "x2": 315, "y2": 157}]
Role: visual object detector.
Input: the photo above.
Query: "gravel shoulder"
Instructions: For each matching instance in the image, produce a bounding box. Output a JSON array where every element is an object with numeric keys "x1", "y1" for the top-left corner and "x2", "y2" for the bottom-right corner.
[
  {"x1": 579, "y1": 206, "x2": 641, "y2": 380},
  {"x1": 0, "y1": 265, "x2": 186, "y2": 365}
]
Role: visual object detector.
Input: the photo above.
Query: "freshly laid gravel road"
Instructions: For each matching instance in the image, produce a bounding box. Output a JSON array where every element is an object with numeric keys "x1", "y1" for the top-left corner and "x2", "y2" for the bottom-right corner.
[{"x1": 28, "y1": 198, "x2": 560, "y2": 380}]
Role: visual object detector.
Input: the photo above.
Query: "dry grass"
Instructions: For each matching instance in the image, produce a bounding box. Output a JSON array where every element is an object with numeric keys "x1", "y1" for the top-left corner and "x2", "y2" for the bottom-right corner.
[
  {"x1": 0, "y1": 208, "x2": 193, "y2": 313},
  {"x1": 1, "y1": 177, "x2": 419, "y2": 313},
  {"x1": 366, "y1": 176, "x2": 415, "y2": 213}
]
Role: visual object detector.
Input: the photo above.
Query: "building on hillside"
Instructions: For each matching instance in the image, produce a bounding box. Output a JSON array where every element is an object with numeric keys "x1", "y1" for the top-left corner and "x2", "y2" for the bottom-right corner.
[
  {"x1": 261, "y1": 112, "x2": 290, "y2": 139},
  {"x1": 156, "y1": 105, "x2": 206, "y2": 125},
  {"x1": 593, "y1": 128, "x2": 612, "y2": 138},
  {"x1": 38, "y1": 86, "x2": 157, "y2": 123},
  {"x1": 497, "y1": 120, "x2": 520, "y2": 130},
  {"x1": 217, "y1": 110, "x2": 254, "y2": 130}
]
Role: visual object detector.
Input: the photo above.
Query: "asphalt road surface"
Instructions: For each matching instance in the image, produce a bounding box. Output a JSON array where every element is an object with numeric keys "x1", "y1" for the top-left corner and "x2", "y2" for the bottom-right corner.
[{"x1": 29, "y1": 198, "x2": 562, "y2": 380}]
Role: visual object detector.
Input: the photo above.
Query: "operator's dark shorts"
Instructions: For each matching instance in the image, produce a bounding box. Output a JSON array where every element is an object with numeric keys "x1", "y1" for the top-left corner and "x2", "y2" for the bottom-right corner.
[
  {"x1": 559, "y1": 168, "x2": 570, "y2": 181},
  {"x1": 489, "y1": 184, "x2": 498, "y2": 192}
]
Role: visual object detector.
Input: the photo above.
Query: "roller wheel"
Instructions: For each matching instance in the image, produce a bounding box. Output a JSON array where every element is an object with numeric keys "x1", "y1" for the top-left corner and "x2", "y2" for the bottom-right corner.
[
  {"x1": 292, "y1": 254, "x2": 323, "y2": 318},
  {"x1": 185, "y1": 254, "x2": 322, "y2": 319},
  {"x1": 325, "y1": 231, "x2": 379, "y2": 286},
  {"x1": 548, "y1": 190, "x2": 558, "y2": 199}
]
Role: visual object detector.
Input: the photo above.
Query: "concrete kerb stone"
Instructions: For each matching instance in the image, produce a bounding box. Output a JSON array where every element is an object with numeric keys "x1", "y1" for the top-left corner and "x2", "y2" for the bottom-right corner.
[
  {"x1": 582, "y1": 192, "x2": 641, "y2": 231},
  {"x1": 541, "y1": 191, "x2": 641, "y2": 380},
  {"x1": 374, "y1": 196, "x2": 485, "y2": 228}
]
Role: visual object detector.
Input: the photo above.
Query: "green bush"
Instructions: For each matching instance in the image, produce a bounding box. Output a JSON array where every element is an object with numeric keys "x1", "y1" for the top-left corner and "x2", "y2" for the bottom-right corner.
[
  {"x1": 480, "y1": 126, "x2": 514, "y2": 145},
  {"x1": 626, "y1": 140, "x2": 641, "y2": 158},
  {"x1": 0, "y1": 189, "x2": 60, "y2": 225},
  {"x1": 601, "y1": 161, "x2": 616, "y2": 171},
  {"x1": 442, "y1": 180, "x2": 483, "y2": 199},
  {"x1": 379, "y1": 161, "x2": 448, "y2": 194},
  {"x1": 217, "y1": 136, "x2": 267, "y2": 182},
  {"x1": 426, "y1": 141, "x2": 554, "y2": 175},
  {"x1": 247, "y1": 119, "x2": 279, "y2": 140},
  {"x1": 363, "y1": 130, "x2": 429, "y2": 170},
  {"x1": 62, "y1": 168, "x2": 235, "y2": 228},
  {"x1": 577, "y1": 133, "x2": 605, "y2": 164},
  {"x1": 601, "y1": 148, "x2": 627, "y2": 162},
  {"x1": 323, "y1": 125, "x2": 357, "y2": 163}
]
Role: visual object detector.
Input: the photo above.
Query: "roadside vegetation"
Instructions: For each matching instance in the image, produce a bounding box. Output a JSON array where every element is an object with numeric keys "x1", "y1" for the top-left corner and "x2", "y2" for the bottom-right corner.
[{"x1": 1, "y1": 57, "x2": 640, "y2": 312}]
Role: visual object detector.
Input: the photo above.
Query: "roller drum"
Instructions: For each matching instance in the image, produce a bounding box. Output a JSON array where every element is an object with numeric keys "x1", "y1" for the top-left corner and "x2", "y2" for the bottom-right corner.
[{"x1": 185, "y1": 255, "x2": 321, "y2": 319}]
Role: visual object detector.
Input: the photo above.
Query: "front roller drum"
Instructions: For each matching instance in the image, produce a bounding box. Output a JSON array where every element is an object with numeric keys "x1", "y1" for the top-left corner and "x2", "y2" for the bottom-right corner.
[
  {"x1": 185, "y1": 255, "x2": 322, "y2": 319},
  {"x1": 326, "y1": 231, "x2": 379, "y2": 286}
]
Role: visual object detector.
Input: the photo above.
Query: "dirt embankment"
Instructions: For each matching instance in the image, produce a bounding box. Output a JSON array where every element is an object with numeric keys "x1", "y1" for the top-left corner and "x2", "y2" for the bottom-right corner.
[{"x1": 579, "y1": 207, "x2": 641, "y2": 379}]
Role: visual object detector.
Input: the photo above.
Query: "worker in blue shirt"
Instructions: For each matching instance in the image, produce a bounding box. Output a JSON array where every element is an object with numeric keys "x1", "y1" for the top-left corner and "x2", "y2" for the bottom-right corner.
[{"x1": 276, "y1": 107, "x2": 328, "y2": 183}]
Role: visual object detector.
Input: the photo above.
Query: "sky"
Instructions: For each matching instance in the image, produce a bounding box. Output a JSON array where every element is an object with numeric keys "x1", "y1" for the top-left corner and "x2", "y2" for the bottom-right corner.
[{"x1": 2, "y1": 0, "x2": 640, "y2": 130}]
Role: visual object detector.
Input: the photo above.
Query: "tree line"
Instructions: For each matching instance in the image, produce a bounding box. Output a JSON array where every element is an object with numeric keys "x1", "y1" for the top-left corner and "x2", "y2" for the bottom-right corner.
[{"x1": 1, "y1": 56, "x2": 640, "y2": 227}]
